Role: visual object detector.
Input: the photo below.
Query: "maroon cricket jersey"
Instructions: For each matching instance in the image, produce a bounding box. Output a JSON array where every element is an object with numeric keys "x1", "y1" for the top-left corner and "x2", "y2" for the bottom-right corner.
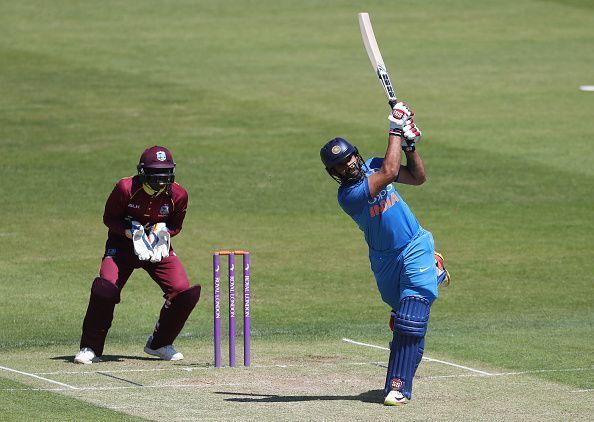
[{"x1": 103, "y1": 175, "x2": 188, "y2": 241}]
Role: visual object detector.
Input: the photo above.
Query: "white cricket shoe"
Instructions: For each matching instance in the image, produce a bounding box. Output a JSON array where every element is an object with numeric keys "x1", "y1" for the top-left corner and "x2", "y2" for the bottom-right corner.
[
  {"x1": 144, "y1": 336, "x2": 184, "y2": 361},
  {"x1": 74, "y1": 347, "x2": 96, "y2": 364},
  {"x1": 384, "y1": 390, "x2": 408, "y2": 406}
]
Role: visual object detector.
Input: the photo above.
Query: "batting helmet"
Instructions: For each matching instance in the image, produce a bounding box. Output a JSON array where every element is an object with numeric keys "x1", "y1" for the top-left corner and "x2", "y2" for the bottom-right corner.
[{"x1": 320, "y1": 137, "x2": 365, "y2": 184}]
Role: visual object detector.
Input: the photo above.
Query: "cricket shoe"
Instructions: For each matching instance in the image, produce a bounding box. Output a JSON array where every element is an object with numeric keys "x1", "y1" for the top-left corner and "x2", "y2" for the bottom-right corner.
[
  {"x1": 384, "y1": 389, "x2": 408, "y2": 406},
  {"x1": 435, "y1": 252, "x2": 451, "y2": 287},
  {"x1": 74, "y1": 347, "x2": 98, "y2": 364},
  {"x1": 144, "y1": 336, "x2": 184, "y2": 361}
]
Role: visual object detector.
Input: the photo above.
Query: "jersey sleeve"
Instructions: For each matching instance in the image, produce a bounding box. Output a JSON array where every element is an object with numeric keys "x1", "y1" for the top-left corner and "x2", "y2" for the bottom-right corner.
[
  {"x1": 103, "y1": 179, "x2": 131, "y2": 236},
  {"x1": 338, "y1": 180, "x2": 370, "y2": 216},
  {"x1": 167, "y1": 185, "x2": 188, "y2": 237},
  {"x1": 367, "y1": 157, "x2": 383, "y2": 170}
]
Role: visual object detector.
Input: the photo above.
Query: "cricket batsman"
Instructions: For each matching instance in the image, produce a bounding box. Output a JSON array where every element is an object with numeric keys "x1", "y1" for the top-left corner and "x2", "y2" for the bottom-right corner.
[
  {"x1": 320, "y1": 102, "x2": 450, "y2": 405},
  {"x1": 74, "y1": 146, "x2": 201, "y2": 364}
]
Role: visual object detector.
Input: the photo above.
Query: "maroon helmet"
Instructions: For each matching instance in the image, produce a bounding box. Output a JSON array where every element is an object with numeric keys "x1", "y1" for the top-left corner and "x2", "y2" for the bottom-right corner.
[{"x1": 137, "y1": 146, "x2": 176, "y2": 191}]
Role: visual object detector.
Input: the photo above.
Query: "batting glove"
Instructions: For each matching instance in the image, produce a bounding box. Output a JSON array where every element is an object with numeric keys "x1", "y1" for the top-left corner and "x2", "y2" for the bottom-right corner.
[
  {"x1": 401, "y1": 119, "x2": 422, "y2": 152},
  {"x1": 388, "y1": 102, "x2": 414, "y2": 134}
]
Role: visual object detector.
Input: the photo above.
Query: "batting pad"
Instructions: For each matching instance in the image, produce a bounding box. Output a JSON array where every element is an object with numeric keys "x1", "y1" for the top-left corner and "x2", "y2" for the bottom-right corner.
[{"x1": 384, "y1": 296, "x2": 430, "y2": 399}]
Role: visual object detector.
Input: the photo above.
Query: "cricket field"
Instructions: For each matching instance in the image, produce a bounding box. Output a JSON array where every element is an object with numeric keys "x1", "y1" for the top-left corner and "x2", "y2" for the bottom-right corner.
[{"x1": 1, "y1": 0, "x2": 592, "y2": 420}]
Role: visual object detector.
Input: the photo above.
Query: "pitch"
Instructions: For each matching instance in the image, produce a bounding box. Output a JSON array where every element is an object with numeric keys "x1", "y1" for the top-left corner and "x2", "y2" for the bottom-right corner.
[{"x1": 0, "y1": 0, "x2": 592, "y2": 419}]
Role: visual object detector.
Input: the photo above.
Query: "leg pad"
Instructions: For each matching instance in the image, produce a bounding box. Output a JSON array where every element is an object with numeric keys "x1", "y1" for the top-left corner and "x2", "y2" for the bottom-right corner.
[
  {"x1": 150, "y1": 284, "x2": 201, "y2": 349},
  {"x1": 384, "y1": 296, "x2": 431, "y2": 399},
  {"x1": 80, "y1": 278, "x2": 120, "y2": 356}
]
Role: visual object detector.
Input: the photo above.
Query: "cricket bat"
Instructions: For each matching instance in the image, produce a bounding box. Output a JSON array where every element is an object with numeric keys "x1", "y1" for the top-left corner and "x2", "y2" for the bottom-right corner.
[{"x1": 358, "y1": 12, "x2": 398, "y2": 107}]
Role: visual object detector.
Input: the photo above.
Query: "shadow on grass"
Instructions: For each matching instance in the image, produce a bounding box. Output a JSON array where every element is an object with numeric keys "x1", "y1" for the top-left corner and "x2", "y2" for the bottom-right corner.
[
  {"x1": 215, "y1": 390, "x2": 384, "y2": 404},
  {"x1": 50, "y1": 355, "x2": 157, "y2": 363}
]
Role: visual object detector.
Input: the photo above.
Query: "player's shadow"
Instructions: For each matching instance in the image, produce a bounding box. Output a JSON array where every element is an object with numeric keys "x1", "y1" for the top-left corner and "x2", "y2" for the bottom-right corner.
[
  {"x1": 214, "y1": 390, "x2": 384, "y2": 404},
  {"x1": 50, "y1": 355, "x2": 157, "y2": 363}
]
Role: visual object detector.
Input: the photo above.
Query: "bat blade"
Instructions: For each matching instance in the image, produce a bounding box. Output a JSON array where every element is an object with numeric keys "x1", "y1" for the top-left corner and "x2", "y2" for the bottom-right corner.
[{"x1": 358, "y1": 12, "x2": 397, "y2": 105}]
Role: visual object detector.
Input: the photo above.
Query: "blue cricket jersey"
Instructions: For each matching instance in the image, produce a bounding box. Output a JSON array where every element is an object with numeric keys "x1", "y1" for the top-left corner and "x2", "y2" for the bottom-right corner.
[{"x1": 338, "y1": 158, "x2": 421, "y2": 254}]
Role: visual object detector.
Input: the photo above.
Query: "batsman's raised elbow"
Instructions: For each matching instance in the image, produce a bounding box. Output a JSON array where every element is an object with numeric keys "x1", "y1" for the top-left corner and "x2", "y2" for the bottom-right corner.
[{"x1": 408, "y1": 174, "x2": 426, "y2": 186}]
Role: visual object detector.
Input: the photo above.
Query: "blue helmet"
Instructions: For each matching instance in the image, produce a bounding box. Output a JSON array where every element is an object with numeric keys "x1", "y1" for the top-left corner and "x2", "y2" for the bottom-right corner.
[{"x1": 320, "y1": 137, "x2": 365, "y2": 184}]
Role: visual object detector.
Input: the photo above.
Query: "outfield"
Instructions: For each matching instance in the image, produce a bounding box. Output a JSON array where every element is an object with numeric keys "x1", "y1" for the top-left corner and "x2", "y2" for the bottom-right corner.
[{"x1": 1, "y1": 0, "x2": 593, "y2": 420}]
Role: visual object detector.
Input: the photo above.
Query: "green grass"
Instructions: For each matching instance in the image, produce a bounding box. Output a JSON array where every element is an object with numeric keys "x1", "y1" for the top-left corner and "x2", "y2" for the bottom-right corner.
[{"x1": 0, "y1": 0, "x2": 593, "y2": 418}]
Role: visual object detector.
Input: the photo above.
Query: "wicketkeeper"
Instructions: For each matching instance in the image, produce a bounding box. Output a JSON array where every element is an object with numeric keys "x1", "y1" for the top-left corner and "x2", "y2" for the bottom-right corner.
[
  {"x1": 320, "y1": 103, "x2": 450, "y2": 405},
  {"x1": 74, "y1": 146, "x2": 201, "y2": 364}
]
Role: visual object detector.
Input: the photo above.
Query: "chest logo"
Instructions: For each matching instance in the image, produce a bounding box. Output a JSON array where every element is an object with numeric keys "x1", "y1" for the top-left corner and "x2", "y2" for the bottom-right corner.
[
  {"x1": 369, "y1": 185, "x2": 399, "y2": 218},
  {"x1": 160, "y1": 205, "x2": 170, "y2": 215}
]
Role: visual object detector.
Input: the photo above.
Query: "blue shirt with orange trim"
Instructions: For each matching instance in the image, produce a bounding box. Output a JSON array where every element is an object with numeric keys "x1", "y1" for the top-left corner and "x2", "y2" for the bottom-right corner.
[{"x1": 338, "y1": 158, "x2": 420, "y2": 253}]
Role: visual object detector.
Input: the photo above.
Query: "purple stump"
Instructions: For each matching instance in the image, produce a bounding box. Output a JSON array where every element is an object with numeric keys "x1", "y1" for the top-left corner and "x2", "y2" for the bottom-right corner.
[
  {"x1": 243, "y1": 253, "x2": 251, "y2": 366},
  {"x1": 213, "y1": 253, "x2": 221, "y2": 368},
  {"x1": 228, "y1": 253, "x2": 236, "y2": 367}
]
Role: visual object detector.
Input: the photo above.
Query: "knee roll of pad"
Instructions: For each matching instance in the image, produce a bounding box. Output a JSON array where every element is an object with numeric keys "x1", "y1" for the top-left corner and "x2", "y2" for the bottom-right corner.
[
  {"x1": 91, "y1": 278, "x2": 121, "y2": 303},
  {"x1": 170, "y1": 284, "x2": 201, "y2": 307},
  {"x1": 394, "y1": 296, "x2": 430, "y2": 338}
]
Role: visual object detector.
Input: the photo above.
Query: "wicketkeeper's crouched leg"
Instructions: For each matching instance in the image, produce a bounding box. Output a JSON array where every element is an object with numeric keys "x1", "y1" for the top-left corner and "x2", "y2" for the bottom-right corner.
[
  {"x1": 80, "y1": 277, "x2": 121, "y2": 356},
  {"x1": 148, "y1": 284, "x2": 201, "y2": 350}
]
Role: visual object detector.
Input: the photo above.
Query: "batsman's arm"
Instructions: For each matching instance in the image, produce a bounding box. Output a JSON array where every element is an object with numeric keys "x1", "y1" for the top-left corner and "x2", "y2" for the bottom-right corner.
[
  {"x1": 396, "y1": 150, "x2": 426, "y2": 186},
  {"x1": 367, "y1": 133, "x2": 403, "y2": 198}
]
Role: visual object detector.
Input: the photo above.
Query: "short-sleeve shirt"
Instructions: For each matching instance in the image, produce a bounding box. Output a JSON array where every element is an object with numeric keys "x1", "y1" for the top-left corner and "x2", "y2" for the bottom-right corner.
[{"x1": 338, "y1": 158, "x2": 420, "y2": 253}]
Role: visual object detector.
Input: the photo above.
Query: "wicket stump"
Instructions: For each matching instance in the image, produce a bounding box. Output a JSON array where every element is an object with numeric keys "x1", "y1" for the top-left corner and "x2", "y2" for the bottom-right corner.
[{"x1": 213, "y1": 250, "x2": 251, "y2": 368}]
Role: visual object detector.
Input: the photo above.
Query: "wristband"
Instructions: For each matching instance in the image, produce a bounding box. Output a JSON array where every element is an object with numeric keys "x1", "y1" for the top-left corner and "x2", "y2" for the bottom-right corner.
[{"x1": 388, "y1": 128, "x2": 403, "y2": 137}]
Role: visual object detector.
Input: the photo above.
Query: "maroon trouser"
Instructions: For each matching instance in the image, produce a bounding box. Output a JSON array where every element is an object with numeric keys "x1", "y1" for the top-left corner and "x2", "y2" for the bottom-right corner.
[{"x1": 80, "y1": 237, "x2": 200, "y2": 356}]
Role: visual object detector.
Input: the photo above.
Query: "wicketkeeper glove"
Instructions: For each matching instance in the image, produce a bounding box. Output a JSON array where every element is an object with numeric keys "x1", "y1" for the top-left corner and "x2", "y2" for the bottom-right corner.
[
  {"x1": 147, "y1": 223, "x2": 170, "y2": 263},
  {"x1": 131, "y1": 220, "x2": 153, "y2": 261}
]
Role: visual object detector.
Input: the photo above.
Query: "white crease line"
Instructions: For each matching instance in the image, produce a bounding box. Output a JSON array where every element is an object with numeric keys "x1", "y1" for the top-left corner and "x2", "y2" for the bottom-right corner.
[
  {"x1": 424, "y1": 367, "x2": 593, "y2": 379},
  {"x1": 342, "y1": 339, "x2": 594, "y2": 378},
  {"x1": 2, "y1": 364, "x2": 592, "y2": 392},
  {"x1": 0, "y1": 383, "x2": 238, "y2": 392},
  {"x1": 343, "y1": 338, "x2": 494, "y2": 375},
  {"x1": 34, "y1": 362, "x2": 385, "y2": 376},
  {"x1": 0, "y1": 365, "x2": 78, "y2": 390},
  {"x1": 422, "y1": 357, "x2": 493, "y2": 375},
  {"x1": 493, "y1": 368, "x2": 594, "y2": 376},
  {"x1": 35, "y1": 368, "x2": 186, "y2": 375}
]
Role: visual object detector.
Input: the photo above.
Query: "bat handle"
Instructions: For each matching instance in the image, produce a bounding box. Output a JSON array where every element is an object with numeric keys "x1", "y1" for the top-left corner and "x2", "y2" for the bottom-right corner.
[{"x1": 388, "y1": 100, "x2": 397, "y2": 108}]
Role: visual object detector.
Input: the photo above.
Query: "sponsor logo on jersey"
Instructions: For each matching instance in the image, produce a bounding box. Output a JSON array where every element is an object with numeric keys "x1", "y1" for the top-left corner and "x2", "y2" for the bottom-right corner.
[
  {"x1": 159, "y1": 205, "x2": 170, "y2": 215},
  {"x1": 106, "y1": 248, "x2": 117, "y2": 256},
  {"x1": 368, "y1": 184, "x2": 399, "y2": 217},
  {"x1": 128, "y1": 203, "x2": 140, "y2": 209}
]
